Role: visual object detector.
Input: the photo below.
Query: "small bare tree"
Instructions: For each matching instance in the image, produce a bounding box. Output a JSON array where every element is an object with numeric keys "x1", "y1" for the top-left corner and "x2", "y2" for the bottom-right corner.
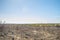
[{"x1": 0, "y1": 20, "x2": 5, "y2": 37}]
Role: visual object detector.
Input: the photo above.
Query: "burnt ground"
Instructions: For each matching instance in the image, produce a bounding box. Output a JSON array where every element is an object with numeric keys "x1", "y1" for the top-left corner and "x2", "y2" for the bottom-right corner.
[{"x1": 0, "y1": 24, "x2": 60, "y2": 40}]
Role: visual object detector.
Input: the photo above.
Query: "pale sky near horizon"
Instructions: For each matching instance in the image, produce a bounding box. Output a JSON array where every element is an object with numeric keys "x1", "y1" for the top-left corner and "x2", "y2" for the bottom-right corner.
[{"x1": 0, "y1": 0, "x2": 60, "y2": 23}]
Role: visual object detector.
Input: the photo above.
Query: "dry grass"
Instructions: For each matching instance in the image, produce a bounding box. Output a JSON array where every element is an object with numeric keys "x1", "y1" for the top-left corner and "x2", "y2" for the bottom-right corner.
[{"x1": 0, "y1": 24, "x2": 60, "y2": 40}]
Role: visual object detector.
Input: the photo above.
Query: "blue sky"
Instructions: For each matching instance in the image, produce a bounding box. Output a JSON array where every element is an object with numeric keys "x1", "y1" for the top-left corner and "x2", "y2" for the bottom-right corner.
[{"x1": 0, "y1": 0, "x2": 60, "y2": 23}]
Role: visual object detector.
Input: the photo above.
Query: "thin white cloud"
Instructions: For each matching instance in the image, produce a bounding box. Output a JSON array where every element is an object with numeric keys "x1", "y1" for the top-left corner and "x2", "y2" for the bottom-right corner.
[
  {"x1": 0, "y1": 18, "x2": 48, "y2": 24},
  {"x1": 0, "y1": 17, "x2": 60, "y2": 24}
]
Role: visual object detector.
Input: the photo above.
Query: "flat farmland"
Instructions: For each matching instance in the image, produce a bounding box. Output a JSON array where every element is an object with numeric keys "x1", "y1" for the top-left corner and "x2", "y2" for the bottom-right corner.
[{"x1": 0, "y1": 24, "x2": 60, "y2": 40}]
